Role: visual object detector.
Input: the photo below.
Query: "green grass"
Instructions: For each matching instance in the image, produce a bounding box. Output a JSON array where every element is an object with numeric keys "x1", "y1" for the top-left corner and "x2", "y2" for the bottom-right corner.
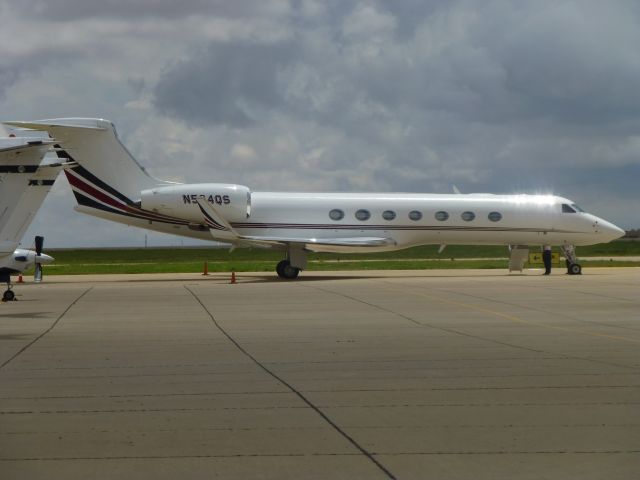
[{"x1": 36, "y1": 240, "x2": 639, "y2": 275}]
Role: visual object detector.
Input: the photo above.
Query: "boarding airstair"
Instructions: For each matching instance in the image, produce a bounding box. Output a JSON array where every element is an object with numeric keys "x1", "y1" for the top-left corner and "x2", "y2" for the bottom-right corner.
[{"x1": 508, "y1": 245, "x2": 529, "y2": 273}]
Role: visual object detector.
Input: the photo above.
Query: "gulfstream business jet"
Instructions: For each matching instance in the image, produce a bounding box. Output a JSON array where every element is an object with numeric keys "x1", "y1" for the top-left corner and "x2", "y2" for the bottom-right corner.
[{"x1": 5, "y1": 118, "x2": 625, "y2": 279}]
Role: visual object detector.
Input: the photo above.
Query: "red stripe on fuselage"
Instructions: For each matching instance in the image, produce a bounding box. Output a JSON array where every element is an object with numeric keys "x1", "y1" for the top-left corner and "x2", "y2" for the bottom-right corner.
[
  {"x1": 65, "y1": 170, "x2": 126, "y2": 210},
  {"x1": 65, "y1": 169, "x2": 191, "y2": 225}
]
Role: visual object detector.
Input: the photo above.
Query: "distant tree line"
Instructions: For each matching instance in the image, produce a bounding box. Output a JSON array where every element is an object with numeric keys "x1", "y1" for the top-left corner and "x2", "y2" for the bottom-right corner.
[{"x1": 624, "y1": 229, "x2": 640, "y2": 238}]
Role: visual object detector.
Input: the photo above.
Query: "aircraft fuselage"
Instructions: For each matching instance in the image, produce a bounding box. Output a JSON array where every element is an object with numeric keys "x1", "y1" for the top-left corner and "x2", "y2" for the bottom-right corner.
[{"x1": 80, "y1": 189, "x2": 623, "y2": 252}]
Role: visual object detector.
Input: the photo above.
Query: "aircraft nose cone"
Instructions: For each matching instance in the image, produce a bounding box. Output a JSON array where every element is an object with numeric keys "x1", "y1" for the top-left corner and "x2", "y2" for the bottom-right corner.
[{"x1": 597, "y1": 219, "x2": 625, "y2": 242}]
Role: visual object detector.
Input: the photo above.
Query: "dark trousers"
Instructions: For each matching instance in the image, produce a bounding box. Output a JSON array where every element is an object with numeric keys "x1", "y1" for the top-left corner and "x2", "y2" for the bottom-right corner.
[{"x1": 542, "y1": 250, "x2": 552, "y2": 274}]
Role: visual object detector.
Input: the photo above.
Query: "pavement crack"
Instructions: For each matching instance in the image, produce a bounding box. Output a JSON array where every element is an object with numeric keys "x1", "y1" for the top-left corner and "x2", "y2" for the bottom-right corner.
[
  {"x1": 184, "y1": 285, "x2": 397, "y2": 480},
  {"x1": 0, "y1": 287, "x2": 93, "y2": 371}
]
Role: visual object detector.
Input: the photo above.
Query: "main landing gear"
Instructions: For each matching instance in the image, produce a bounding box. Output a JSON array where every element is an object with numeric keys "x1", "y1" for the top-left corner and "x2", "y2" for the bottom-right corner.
[
  {"x1": 3, "y1": 286, "x2": 15, "y2": 302},
  {"x1": 276, "y1": 248, "x2": 307, "y2": 280},
  {"x1": 1, "y1": 274, "x2": 15, "y2": 302},
  {"x1": 561, "y1": 244, "x2": 582, "y2": 275},
  {"x1": 276, "y1": 260, "x2": 300, "y2": 279}
]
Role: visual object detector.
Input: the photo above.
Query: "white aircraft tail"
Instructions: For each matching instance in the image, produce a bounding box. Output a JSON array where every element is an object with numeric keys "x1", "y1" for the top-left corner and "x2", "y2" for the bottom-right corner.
[
  {"x1": 0, "y1": 138, "x2": 54, "y2": 254},
  {"x1": 4, "y1": 119, "x2": 193, "y2": 228},
  {"x1": 4, "y1": 119, "x2": 171, "y2": 205},
  {"x1": 0, "y1": 163, "x2": 62, "y2": 247}
]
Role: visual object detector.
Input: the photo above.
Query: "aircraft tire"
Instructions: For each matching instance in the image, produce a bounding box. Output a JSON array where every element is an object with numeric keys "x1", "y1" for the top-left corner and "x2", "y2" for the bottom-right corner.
[
  {"x1": 3, "y1": 289, "x2": 15, "y2": 301},
  {"x1": 282, "y1": 265, "x2": 300, "y2": 280},
  {"x1": 569, "y1": 263, "x2": 582, "y2": 275},
  {"x1": 276, "y1": 260, "x2": 289, "y2": 278}
]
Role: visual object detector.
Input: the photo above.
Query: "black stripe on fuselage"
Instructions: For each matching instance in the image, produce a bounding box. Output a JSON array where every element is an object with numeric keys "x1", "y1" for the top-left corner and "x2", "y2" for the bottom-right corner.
[
  {"x1": 28, "y1": 179, "x2": 55, "y2": 186},
  {"x1": 0, "y1": 165, "x2": 40, "y2": 173},
  {"x1": 69, "y1": 165, "x2": 134, "y2": 206},
  {"x1": 53, "y1": 145, "x2": 71, "y2": 160},
  {"x1": 56, "y1": 147, "x2": 135, "y2": 206},
  {"x1": 73, "y1": 191, "x2": 129, "y2": 217},
  {"x1": 73, "y1": 190, "x2": 190, "y2": 226}
]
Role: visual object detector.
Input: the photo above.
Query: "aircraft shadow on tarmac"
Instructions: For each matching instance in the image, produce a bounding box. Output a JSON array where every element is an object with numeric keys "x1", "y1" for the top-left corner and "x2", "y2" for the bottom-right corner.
[
  {"x1": 66, "y1": 272, "x2": 535, "y2": 285},
  {"x1": 0, "y1": 311, "x2": 51, "y2": 319}
]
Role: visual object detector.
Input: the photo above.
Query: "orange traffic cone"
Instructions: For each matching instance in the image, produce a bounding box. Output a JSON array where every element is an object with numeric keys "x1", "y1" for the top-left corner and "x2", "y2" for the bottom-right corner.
[
  {"x1": 230, "y1": 271, "x2": 236, "y2": 284},
  {"x1": 202, "y1": 262, "x2": 209, "y2": 276},
  {"x1": 17, "y1": 274, "x2": 23, "y2": 283}
]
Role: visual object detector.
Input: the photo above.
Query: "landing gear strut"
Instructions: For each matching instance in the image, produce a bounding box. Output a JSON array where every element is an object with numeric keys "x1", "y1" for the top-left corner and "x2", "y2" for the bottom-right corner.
[{"x1": 561, "y1": 244, "x2": 582, "y2": 275}]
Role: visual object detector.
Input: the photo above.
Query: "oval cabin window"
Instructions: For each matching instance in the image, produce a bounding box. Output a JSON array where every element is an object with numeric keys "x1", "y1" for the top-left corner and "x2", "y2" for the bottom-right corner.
[
  {"x1": 461, "y1": 211, "x2": 475, "y2": 221},
  {"x1": 355, "y1": 209, "x2": 371, "y2": 221},
  {"x1": 329, "y1": 209, "x2": 344, "y2": 221},
  {"x1": 488, "y1": 211, "x2": 502, "y2": 222},
  {"x1": 408, "y1": 210, "x2": 422, "y2": 221},
  {"x1": 382, "y1": 210, "x2": 396, "y2": 221},
  {"x1": 435, "y1": 211, "x2": 449, "y2": 221}
]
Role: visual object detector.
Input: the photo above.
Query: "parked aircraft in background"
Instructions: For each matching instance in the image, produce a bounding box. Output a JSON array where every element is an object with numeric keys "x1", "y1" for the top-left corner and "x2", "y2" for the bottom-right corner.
[
  {"x1": 0, "y1": 137, "x2": 58, "y2": 300},
  {"x1": 5, "y1": 118, "x2": 625, "y2": 279}
]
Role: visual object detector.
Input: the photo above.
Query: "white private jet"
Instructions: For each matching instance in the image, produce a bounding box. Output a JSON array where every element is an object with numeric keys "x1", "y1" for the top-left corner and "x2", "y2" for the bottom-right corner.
[
  {"x1": 4, "y1": 118, "x2": 625, "y2": 279},
  {"x1": 0, "y1": 137, "x2": 58, "y2": 299}
]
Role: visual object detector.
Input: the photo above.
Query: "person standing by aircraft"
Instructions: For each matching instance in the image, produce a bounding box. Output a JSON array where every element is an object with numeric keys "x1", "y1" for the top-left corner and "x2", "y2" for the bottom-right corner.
[{"x1": 542, "y1": 245, "x2": 552, "y2": 275}]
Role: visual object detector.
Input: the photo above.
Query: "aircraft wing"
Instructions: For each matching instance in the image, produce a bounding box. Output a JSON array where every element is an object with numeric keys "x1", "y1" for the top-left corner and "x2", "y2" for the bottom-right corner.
[
  {"x1": 195, "y1": 198, "x2": 395, "y2": 251},
  {"x1": 195, "y1": 197, "x2": 240, "y2": 242},
  {"x1": 240, "y1": 235, "x2": 396, "y2": 250}
]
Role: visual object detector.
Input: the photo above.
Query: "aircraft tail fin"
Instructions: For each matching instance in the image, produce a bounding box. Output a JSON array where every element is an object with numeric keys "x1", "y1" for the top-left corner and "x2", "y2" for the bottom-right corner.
[
  {"x1": 0, "y1": 138, "x2": 54, "y2": 244},
  {"x1": 0, "y1": 163, "x2": 63, "y2": 246},
  {"x1": 3, "y1": 119, "x2": 171, "y2": 205}
]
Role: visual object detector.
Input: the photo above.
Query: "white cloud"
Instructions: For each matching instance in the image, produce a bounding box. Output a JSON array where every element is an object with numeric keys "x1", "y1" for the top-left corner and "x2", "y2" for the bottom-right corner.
[{"x1": 230, "y1": 143, "x2": 257, "y2": 160}]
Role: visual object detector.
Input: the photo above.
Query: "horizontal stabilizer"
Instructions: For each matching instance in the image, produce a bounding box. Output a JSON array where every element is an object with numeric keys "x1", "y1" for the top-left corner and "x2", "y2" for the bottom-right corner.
[{"x1": 4, "y1": 118, "x2": 109, "y2": 131}]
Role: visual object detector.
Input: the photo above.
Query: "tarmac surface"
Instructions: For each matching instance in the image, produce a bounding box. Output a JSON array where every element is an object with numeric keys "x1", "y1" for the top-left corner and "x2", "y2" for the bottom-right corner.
[{"x1": 0, "y1": 268, "x2": 638, "y2": 479}]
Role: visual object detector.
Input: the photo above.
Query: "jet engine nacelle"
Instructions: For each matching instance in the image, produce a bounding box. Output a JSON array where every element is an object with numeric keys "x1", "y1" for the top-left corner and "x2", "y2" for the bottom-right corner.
[{"x1": 140, "y1": 183, "x2": 251, "y2": 223}]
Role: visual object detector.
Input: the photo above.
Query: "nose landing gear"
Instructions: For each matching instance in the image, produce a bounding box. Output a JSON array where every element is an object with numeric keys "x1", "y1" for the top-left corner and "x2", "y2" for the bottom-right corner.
[{"x1": 561, "y1": 244, "x2": 582, "y2": 275}]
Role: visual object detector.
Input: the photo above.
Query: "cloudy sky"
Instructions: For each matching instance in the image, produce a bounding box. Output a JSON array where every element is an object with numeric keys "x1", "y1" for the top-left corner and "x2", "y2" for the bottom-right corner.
[{"x1": 1, "y1": 0, "x2": 638, "y2": 248}]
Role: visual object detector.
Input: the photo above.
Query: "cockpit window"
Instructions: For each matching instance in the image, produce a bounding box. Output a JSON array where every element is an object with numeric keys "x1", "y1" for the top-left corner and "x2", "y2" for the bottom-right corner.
[
  {"x1": 571, "y1": 203, "x2": 585, "y2": 213},
  {"x1": 562, "y1": 204, "x2": 576, "y2": 213}
]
